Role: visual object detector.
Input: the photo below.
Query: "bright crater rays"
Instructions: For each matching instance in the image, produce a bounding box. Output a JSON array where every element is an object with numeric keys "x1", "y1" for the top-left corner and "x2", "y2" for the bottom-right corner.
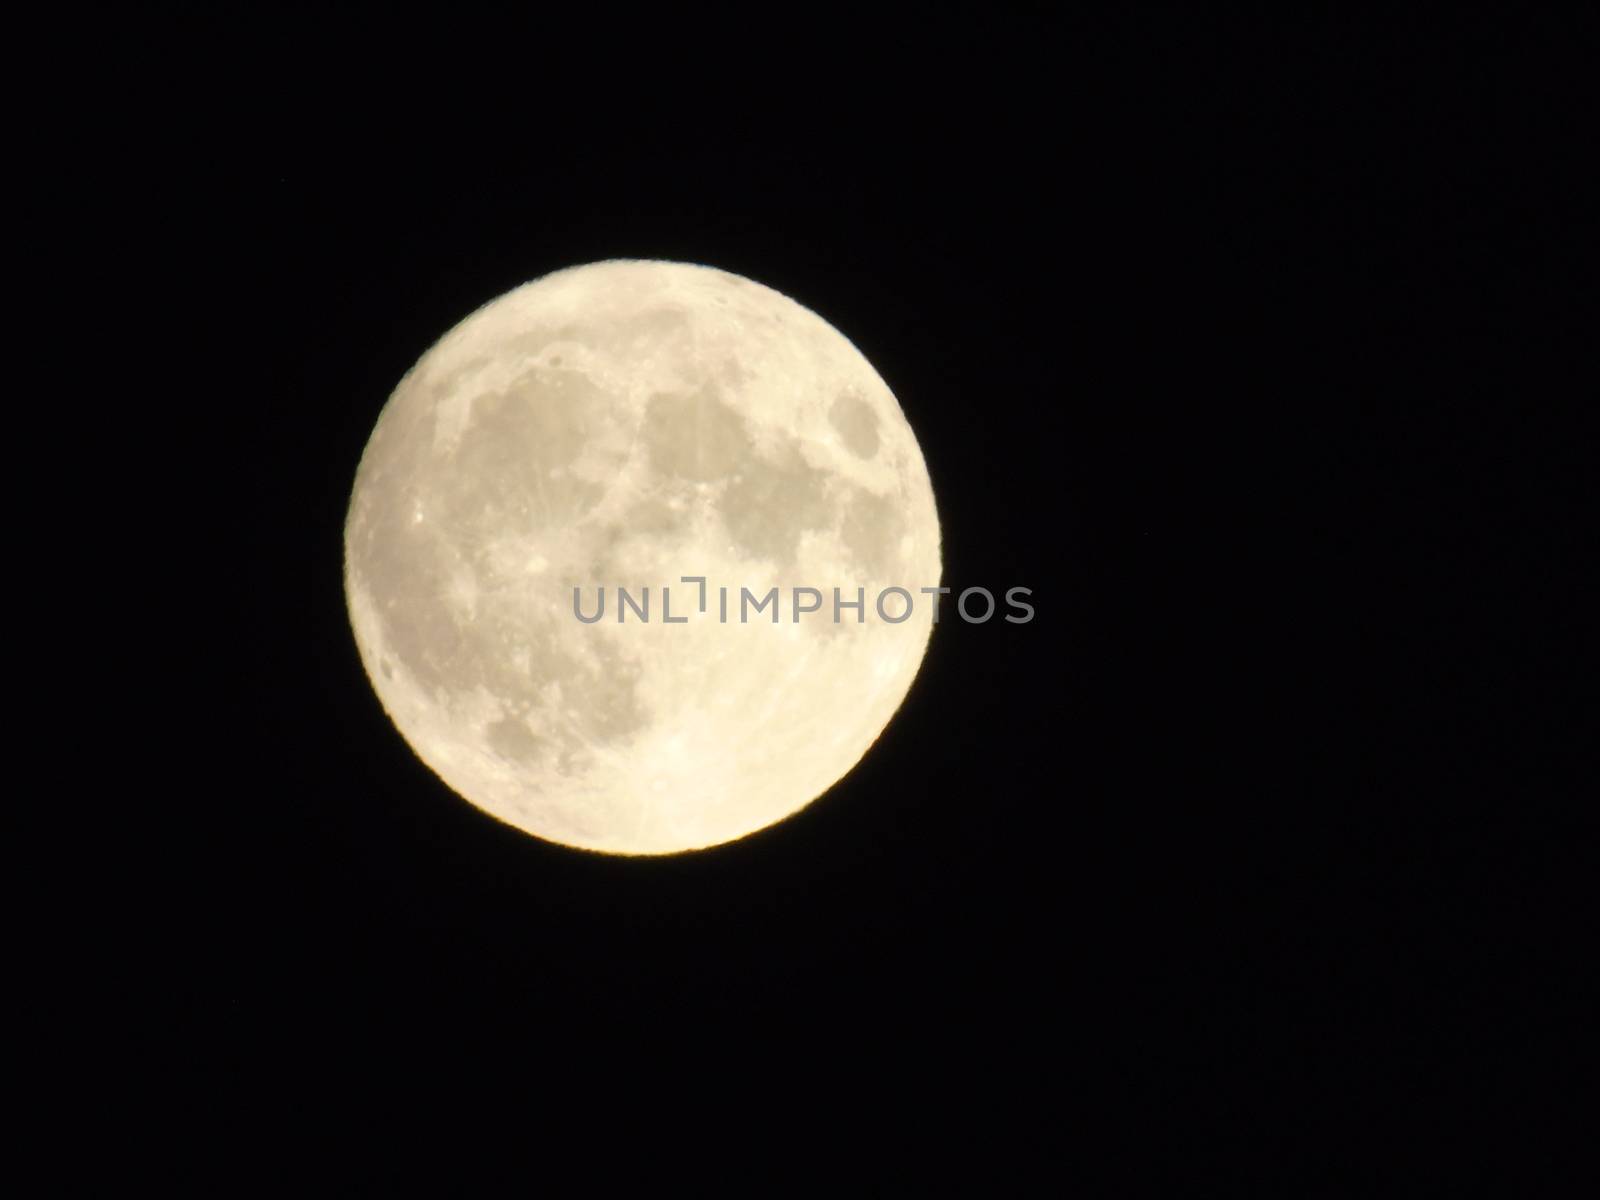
[{"x1": 344, "y1": 260, "x2": 941, "y2": 854}]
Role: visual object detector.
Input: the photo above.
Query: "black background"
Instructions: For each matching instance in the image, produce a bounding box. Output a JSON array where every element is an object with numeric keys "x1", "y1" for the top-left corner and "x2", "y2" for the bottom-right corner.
[{"x1": 134, "y1": 8, "x2": 1593, "y2": 1184}]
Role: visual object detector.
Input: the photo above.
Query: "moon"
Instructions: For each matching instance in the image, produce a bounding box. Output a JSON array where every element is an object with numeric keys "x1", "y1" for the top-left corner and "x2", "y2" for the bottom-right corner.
[{"x1": 344, "y1": 260, "x2": 941, "y2": 854}]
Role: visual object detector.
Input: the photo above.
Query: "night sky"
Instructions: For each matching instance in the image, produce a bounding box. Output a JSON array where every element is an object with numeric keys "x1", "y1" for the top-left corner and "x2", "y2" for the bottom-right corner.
[{"x1": 138, "y1": 9, "x2": 1592, "y2": 1183}]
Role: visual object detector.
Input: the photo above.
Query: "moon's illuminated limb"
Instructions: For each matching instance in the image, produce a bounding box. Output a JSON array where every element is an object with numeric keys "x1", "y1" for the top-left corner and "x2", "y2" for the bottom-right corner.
[{"x1": 344, "y1": 260, "x2": 941, "y2": 854}]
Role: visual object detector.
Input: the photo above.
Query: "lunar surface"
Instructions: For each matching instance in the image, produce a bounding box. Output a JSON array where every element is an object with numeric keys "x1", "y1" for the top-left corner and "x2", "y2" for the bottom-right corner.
[{"x1": 344, "y1": 260, "x2": 940, "y2": 854}]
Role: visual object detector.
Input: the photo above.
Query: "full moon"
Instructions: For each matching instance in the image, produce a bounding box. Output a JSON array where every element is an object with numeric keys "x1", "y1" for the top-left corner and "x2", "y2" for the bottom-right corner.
[{"x1": 344, "y1": 260, "x2": 941, "y2": 854}]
